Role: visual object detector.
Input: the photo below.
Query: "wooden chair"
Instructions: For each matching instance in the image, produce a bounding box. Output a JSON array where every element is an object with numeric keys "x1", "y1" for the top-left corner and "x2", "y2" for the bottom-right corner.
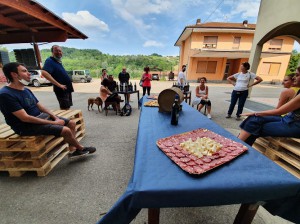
[
  {"x1": 193, "y1": 103, "x2": 207, "y2": 115},
  {"x1": 183, "y1": 91, "x2": 192, "y2": 105},
  {"x1": 104, "y1": 101, "x2": 118, "y2": 116}
]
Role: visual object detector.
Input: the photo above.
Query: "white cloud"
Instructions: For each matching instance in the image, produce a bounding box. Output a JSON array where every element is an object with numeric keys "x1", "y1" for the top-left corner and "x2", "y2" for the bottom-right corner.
[
  {"x1": 110, "y1": 0, "x2": 172, "y2": 32},
  {"x1": 62, "y1": 11, "x2": 109, "y2": 32},
  {"x1": 235, "y1": 1, "x2": 260, "y2": 18},
  {"x1": 227, "y1": 0, "x2": 260, "y2": 19},
  {"x1": 143, "y1": 40, "x2": 164, "y2": 47}
]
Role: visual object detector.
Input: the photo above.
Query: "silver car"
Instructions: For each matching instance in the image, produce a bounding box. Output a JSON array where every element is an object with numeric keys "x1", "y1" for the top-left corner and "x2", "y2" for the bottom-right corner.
[{"x1": 28, "y1": 70, "x2": 52, "y2": 87}]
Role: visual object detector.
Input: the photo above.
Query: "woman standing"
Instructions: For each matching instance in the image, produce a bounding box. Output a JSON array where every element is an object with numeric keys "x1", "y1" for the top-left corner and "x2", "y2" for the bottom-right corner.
[
  {"x1": 141, "y1": 66, "x2": 152, "y2": 96},
  {"x1": 226, "y1": 62, "x2": 263, "y2": 120},
  {"x1": 192, "y1": 77, "x2": 212, "y2": 119}
]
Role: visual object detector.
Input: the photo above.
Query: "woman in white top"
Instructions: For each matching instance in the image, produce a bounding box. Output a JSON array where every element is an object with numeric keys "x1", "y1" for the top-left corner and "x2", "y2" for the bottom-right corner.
[
  {"x1": 192, "y1": 77, "x2": 212, "y2": 119},
  {"x1": 226, "y1": 62, "x2": 263, "y2": 120}
]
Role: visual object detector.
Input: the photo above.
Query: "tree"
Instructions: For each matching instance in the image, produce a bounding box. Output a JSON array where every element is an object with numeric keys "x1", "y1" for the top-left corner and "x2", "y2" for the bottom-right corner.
[{"x1": 287, "y1": 49, "x2": 300, "y2": 74}]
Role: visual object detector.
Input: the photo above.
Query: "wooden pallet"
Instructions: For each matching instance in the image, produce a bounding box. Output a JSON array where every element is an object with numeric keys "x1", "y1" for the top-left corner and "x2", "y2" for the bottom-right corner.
[
  {"x1": 0, "y1": 143, "x2": 69, "y2": 177},
  {"x1": 253, "y1": 137, "x2": 300, "y2": 178},
  {"x1": 0, "y1": 109, "x2": 85, "y2": 177}
]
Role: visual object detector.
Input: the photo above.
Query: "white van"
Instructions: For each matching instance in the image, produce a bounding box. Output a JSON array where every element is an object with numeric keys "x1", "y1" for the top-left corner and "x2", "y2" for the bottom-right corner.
[{"x1": 67, "y1": 70, "x2": 92, "y2": 83}]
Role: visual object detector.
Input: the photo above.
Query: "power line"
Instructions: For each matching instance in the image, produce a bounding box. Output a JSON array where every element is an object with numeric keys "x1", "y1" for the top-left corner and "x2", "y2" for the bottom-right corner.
[{"x1": 203, "y1": 0, "x2": 225, "y2": 23}]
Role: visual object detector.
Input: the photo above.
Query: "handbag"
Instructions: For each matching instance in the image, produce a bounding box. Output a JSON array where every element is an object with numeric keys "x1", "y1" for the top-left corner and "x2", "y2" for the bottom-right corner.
[{"x1": 139, "y1": 79, "x2": 143, "y2": 87}]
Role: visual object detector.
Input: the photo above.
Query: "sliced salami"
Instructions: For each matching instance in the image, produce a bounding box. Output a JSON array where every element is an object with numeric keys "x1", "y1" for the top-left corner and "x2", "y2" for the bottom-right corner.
[
  {"x1": 185, "y1": 166, "x2": 194, "y2": 173},
  {"x1": 156, "y1": 128, "x2": 248, "y2": 175},
  {"x1": 202, "y1": 157, "x2": 212, "y2": 163},
  {"x1": 180, "y1": 157, "x2": 191, "y2": 163},
  {"x1": 186, "y1": 161, "x2": 197, "y2": 166},
  {"x1": 175, "y1": 152, "x2": 185, "y2": 158}
]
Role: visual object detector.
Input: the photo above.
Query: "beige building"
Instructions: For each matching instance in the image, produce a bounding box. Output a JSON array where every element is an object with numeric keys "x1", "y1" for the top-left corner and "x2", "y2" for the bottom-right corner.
[{"x1": 175, "y1": 19, "x2": 294, "y2": 82}]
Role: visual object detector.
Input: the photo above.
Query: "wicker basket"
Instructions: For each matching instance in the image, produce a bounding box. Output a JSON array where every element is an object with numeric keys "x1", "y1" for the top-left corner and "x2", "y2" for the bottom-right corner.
[{"x1": 158, "y1": 87, "x2": 184, "y2": 112}]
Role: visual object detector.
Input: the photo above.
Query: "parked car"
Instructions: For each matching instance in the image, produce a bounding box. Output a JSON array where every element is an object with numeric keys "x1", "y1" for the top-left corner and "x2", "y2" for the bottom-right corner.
[
  {"x1": 28, "y1": 70, "x2": 51, "y2": 87},
  {"x1": 152, "y1": 74, "x2": 159, "y2": 81},
  {"x1": 67, "y1": 70, "x2": 92, "y2": 83}
]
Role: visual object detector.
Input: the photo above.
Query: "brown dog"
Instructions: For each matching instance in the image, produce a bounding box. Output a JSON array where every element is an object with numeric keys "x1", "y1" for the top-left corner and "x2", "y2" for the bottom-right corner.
[{"x1": 88, "y1": 97, "x2": 103, "y2": 112}]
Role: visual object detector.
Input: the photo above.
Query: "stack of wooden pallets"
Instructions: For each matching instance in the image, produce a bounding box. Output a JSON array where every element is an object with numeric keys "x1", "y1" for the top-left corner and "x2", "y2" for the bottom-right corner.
[
  {"x1": 253, "y1": 137, "x2": 300, "y2": 178},
  {"x1": 0, "y1": 110, "x2": 85, "y2": 177}
]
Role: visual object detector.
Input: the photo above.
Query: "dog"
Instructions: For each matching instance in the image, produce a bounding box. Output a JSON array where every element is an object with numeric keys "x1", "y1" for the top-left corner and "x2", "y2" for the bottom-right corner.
[{"x1": 88, "y1": 97, "x2": 103, "y2": 112}]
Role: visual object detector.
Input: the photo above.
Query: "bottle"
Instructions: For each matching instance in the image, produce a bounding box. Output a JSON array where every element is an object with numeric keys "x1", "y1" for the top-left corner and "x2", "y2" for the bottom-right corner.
[
  {"x1": 134, "y1": 82, "x2": 137, "y2": 91},
  {"x1": 171, "y1": 94, "x2": 180, "y2": 125}
]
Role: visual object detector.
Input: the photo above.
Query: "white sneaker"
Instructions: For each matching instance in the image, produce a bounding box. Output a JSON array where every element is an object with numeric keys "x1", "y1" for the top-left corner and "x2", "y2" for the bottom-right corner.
[{"x1": 207, "y1": 114, "x2": 212, "y2": 119}]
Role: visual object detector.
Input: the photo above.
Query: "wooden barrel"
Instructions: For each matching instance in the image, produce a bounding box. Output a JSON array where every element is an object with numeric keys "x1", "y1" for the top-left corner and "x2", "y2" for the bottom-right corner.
[{"x1": 158, "y1": 87, "x2": 184, "y2": 112}]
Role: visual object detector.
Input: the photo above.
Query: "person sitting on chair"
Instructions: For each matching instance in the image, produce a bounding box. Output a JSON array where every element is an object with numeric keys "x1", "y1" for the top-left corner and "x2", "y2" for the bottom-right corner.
[
  {"x1": 192, "y1": 77, "x2": 212, "y2": 119},
  {"x1": 100, "y1": 78, "x2": 122, "y2": 113},
  {"x1": 0, "y1": 62, "x2": 96, "y2": 159},
  {"x1": 107, "y1": 75, "x2": 117, "y2": 92}
]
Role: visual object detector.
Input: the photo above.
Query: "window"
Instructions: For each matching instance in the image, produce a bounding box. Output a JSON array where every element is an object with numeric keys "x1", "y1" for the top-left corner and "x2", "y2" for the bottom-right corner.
[
  {"x1": 268, "y1": 39, "x2": 283, "y2": 51},
  {"x1": 203, "y1": 36, "x2": 218, "y2": 49},
  {"x1": 196, "y1": 61, "x2": 217, "y2": 73},
  {"x1": 260, "y1": 62, "x2": 281, "y2": 75},
  {"x1": 232, "y1": 37, "x2": 241, "y2": 49}
]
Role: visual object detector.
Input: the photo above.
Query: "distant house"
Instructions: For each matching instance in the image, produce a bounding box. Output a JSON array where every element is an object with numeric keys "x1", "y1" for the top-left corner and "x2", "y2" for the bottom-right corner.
[{"x1": 174, "y1": 19, "x2": 294, "y2": 82}]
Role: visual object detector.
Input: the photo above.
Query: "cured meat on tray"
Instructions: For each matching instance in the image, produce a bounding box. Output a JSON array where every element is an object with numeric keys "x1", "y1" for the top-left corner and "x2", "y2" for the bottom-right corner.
[
  {"x1": 144, "y1": 100, "x2": 159, "y2": 107},
  {"x1": 156, "y1": 128, "x2": 248, "y2": 175}
]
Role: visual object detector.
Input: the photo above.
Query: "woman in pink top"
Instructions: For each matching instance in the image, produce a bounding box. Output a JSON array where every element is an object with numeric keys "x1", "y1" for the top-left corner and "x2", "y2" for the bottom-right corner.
[{"x1": 141, "y1": 66, "x2": 152, "y2": 96}]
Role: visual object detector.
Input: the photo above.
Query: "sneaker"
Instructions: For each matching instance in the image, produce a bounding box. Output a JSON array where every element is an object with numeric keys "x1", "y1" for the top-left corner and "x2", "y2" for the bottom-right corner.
[
  {"x1": 207, "y1": 114, "x2": 212, "y2": 119},
  {"x1": 84, "y1": 146, "x2": 96, "y2": 154},
  {"x1": 68, "y1": 149, "x2": 89, "y2": 159},
  {"x1": 236, "y1": 115, "x2": 241, "y2": 121},
  {"x1": 226, "y1": 114, "x2": 231, "y2": 118}
]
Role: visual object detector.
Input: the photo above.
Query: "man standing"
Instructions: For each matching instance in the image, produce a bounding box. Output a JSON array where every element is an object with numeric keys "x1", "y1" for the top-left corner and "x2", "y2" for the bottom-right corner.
[
  {"x1": 177, "y1": 65, "x2": 187, "y2": 88},
  {"x1": 118, "y1": 67, "x2": 131, "y2": 101},
  {"x1": 0, "y1": 62, "x2": 96, "y2": 158},
  {"x1": 118, "y1": 67, "x2": 130, "y2": 85},
  {"x1": 42, "y1": 45, "x2": 74, "y2": 110}
]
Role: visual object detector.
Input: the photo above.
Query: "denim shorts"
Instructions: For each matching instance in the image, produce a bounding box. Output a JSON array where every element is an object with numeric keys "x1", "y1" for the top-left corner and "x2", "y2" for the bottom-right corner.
[
  {"x1": 240, "y1": 115, "x2": 300, "y2": 138},
  {"x1": 16, "y1": 114, "x2": 70, "y2": 137}
]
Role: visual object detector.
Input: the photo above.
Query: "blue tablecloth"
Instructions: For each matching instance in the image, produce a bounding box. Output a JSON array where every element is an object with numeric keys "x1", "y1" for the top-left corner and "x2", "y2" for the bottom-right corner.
[{"x1": 98, "y1": 98, "x2": 300, "y2": 224}]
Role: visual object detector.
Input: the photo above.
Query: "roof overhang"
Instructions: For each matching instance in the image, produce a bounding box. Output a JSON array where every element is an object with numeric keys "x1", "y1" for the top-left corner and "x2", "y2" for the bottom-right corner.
[
  {"x1": 0, "y1": 0, "x2": 88, "y2": 44},
  {"x1": 189, "y1": 49, "x2": 290, "y2": 59},
  {"x1": 175, "y1": 27, "x2": 255, "y2": 46}
]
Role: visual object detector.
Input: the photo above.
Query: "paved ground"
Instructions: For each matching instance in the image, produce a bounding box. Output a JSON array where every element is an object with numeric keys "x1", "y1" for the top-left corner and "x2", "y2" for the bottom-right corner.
[{"x1": 0, "y1": 79, "x2": 293, "y2": 224}]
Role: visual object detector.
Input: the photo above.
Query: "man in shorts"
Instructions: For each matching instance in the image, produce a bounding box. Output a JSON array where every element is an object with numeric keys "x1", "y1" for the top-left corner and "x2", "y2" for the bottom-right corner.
[
  {"x1": 0, "y1": 62, "x2": 96, "y2": 158},
  {"x1": 42, "y1": 45, "x2": 73, "y2": 109}
]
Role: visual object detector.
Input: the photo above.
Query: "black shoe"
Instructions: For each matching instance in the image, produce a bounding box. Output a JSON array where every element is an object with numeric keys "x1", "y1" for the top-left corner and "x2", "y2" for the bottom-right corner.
[
  {"x1": 236, "y1": 115, "x2": 241, "y2": 120},
  {"x1": 83, "y1": 146, "x2": 96, "y2": 154},
  {"x1": 68, "y1": 149, "x2": 89, "y2": 159},
  {"x1": 226, "y1": 114, "x2": 231, "y2": 118}
]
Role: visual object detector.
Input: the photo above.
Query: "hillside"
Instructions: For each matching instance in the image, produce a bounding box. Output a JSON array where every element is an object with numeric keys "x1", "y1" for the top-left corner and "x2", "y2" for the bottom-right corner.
[{"x1": 9, "y1": 47, "x2": 179, "y2": 79}]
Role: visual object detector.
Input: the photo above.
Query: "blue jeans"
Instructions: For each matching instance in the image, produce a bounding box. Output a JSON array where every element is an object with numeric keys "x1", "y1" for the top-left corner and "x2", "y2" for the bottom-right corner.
[
  {"x1": 239, "y1": 114, "x2": 300, "y2": 145},
  {"x1": 227, "y1": 90, "x2": 248, "y2": 116}
]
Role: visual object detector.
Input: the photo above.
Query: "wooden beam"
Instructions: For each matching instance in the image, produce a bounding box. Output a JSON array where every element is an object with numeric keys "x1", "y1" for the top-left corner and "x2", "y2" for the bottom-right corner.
[
  {"x1": 0, "y1": 13, "x2": 38, "y2": 32},
  {"x1": 0, "y1": 0, "x2": 87, "y2": 39},
  {"x1": 0, "y1": 30, "x2": 67, "y2": 44}
]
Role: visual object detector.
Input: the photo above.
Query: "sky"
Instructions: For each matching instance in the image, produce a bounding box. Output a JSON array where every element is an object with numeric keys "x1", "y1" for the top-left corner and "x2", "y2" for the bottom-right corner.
[{"x1": 3, "y1": 0, "x2": 299, "y2": 56}]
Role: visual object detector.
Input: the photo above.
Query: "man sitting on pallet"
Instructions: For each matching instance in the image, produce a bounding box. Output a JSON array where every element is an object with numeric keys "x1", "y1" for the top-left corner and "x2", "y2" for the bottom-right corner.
[{"x1": 0, "y1": 62, "x2": 96, "y2": 159}]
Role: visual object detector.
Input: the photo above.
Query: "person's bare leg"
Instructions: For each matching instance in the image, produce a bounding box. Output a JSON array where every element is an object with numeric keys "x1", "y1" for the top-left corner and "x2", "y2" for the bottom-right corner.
[
  {"x1": 67, "y1": 120, "x2": 76, "y2": 136},
  {"x1": 238, "y1": 129, "x2": 252, "y2": 142},
  {"x1": 197, "y1": 104, "x2": 204, "y2": 112},
  {"x1": 207, "y1": 106, "x2": 211, "y2": 114},
  {"x1": 61, "y1": 127, "x2": 83, "y2": 152}
]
